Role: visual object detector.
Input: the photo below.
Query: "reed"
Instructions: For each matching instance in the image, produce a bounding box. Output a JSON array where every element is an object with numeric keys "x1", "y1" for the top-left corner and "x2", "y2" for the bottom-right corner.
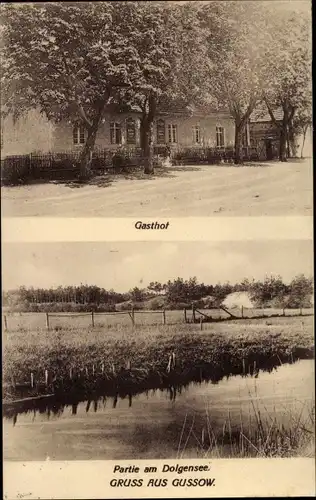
[
  {"x1": 178, "y1": 399, "x2": 315, "y2": 459},
  {"x1": 3, "y1": 319, "x2": 314, "y2": 402}
]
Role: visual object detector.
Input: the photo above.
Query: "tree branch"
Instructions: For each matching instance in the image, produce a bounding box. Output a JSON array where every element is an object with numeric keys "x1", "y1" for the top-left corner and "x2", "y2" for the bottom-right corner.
[
  {"x1": 263, "y1": 95, "x2": 281, "y2": 129},
  {"x1": 61, "y1": 54, "x2": 93, "y2": 128}
]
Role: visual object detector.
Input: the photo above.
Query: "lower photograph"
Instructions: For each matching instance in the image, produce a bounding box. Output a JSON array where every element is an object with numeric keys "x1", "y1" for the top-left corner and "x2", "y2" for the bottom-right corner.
[{"x1": 2, "y1": 240, "x2": 315, "y2": 462}]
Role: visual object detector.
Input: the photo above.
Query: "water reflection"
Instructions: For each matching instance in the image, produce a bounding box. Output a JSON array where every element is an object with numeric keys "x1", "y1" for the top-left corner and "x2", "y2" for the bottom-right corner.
[
  {"x1": 3, "y1": 360, "x2": 314, "y2": 460},
  {"x1": 4, "y1": 358, "x2": 284, "y2": 424}
]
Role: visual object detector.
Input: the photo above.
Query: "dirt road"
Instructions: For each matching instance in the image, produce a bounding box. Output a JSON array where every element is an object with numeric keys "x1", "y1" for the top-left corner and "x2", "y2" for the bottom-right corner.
[{"x1": 1, "y1": 160, "x2": 312, "y2": 217}]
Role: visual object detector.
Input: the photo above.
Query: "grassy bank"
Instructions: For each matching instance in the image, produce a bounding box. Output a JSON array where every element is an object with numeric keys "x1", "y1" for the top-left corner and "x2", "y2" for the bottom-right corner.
[{"x1": 3, "y1": 316, "x2": 314, "y2": 403}]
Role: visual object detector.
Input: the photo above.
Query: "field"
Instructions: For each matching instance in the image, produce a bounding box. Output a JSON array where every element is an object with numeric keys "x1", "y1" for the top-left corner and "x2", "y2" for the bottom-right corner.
[
  {"x1": 1, "y1": 159, "x2": 312, "y2": 217},
  {"x1": 2, "y1": 307, "x2": 313, "y2": 332}
]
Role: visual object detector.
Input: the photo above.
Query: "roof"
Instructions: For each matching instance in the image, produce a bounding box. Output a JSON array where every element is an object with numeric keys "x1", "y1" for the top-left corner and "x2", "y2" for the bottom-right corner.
[
  {"x1": 158, "y1": 102, "x2": 231, "y2": 117},
  {"x1": 110, "y1": 100, "x2": 231, "y2": 117},
  {"x1": 250, "y1": 107, "x2": 283, "y2": 123}
]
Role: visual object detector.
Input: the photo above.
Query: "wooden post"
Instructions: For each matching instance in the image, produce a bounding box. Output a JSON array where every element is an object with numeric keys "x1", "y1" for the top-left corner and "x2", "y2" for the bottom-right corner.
[
  {"x1": 162, "y1": 309, "x2": 166, "y2": 325},
  {"x1": 3, "y1": 315, "x2": 8, "y2": 331},
  {"x1": 192, "y1": 304, "x2": 196, "y2": 323},
  {"x1": 46, "y1": 312, "x2": 50, "y2": 330},
  {"x1": 241, "y1": 306, "x2": 244, "y2": 318},
  {"x1": 200, "y1": 317, "x2": 203, "y2": 331},
  {"x1": 300, "y1": 308, "x2": 302, "y2": 316},
  {"x1": 283, "y1": 308, "x2": 285, "y2": 317},
  {"x1": 91, "y1": 311, "x2": 95, "y2": 328},
  {"x1": 130, "y1": 308, "x2": 135, "y2": 326},
  {"x1": 183, "y1": 308, "x2": 187, "y2": 323}
]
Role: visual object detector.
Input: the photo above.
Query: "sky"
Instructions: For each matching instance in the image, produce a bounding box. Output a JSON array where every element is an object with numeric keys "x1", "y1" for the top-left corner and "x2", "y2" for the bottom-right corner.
[{"x1": 2, "y1": 240, "x2": 313, "y2": 292}]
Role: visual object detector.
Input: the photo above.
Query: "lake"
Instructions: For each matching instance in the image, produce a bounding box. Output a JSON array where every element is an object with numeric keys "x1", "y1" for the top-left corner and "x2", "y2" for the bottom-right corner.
[{"x1": 3, "y1": 359, "x2": 314, "y2": 460}]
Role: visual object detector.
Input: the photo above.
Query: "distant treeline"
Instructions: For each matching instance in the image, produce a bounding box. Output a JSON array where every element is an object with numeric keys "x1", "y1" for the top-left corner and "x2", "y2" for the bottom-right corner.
[{"x1": 2, "y1": 275, "x2": 313, "y2": 313}]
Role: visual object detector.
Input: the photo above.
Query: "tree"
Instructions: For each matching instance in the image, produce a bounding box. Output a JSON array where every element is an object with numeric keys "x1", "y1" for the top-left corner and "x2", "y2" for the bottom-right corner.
[
  {"x1": 250, "y1": 275, "x2": 288, "y2": 307},
  {"x1": 292, "y1": 107, "x2": 312, "y2": 159},
  {"x1": 201, "y1": 1, "x2": 269, "y2": 164},
  {"x1": 129, "y1": 287, "x2": 145, "y2": 302},
  {"x1": 118, "y1": 1, "x2": 208, "y2": 173},
  {"x1": 1, "y1": 2, "x2": 136, "y2": 178},
  {"x1": 263, "y1": 9, "x2": 312, "y2": 161},
  {"x1": 147, "y1": 281, "x2": 164, "y2": 295},
  {"x1": 287, "y1": 274, "x2": 313, "y2": 308}
]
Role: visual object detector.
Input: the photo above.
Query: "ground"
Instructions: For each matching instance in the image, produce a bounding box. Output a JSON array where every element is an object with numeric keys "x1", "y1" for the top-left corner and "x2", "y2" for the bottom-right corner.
[{"x1": 1, "y1": 159, "x2": 312, "y2": 217}]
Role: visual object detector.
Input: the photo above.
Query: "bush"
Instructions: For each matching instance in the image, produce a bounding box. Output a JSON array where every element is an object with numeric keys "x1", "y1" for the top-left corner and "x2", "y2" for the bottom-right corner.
[
  {"x1": 171, "y1": 147, "x2": 233, "y2": 165},
  {"x1": 1, "y1": 156, "x2": 32, "y2": 185},
  {"x1": 146, "y1": 297, "x2": 166, "y2": 310}
]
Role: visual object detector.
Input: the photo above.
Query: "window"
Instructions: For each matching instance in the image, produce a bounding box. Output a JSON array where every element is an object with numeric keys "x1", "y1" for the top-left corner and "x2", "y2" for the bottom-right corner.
[
  {"x1": 110, "y1": 122, "x2": 122, "y2": 144},
  {"x1": 192, "y1": 125, "x2": 201, "y2": 144},
  {"x1": 73, "y1": 124, "x2": 85, "y2": 145},
  {"x1": 216, "y1": 126, "x2": 225, "y2": 147},
  {"x1": 126, "y1": 118, "x2": 136, "y2": 144},
  {"x1": 157, "y1": 119, "x2": 166, "y2": 144},
  {"x1": 168, "y1": 124, "x2": 177, "y2": 143}
]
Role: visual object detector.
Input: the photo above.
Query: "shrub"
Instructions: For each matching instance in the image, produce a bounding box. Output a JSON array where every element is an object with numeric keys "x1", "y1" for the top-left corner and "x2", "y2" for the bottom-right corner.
[{"x1": 1, "y1": 156, "x2": 31, "y2": 185}]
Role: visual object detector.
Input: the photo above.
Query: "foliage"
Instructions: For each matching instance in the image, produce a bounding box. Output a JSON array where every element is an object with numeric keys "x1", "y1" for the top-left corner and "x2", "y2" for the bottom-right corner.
[
  {"x1": 116, "y1": 1, "x2": 208, "y2": 173},
  {"x1": 286, "y1": 275, "x2": 314, "y2": 308},
  {"x1": 200, "y1": 1, "x2": 270, "y2": 163},
  {"x1": 1, "y1": 2, "x2": 136, "y2": 177},
  {"x1": 128, "y1": 287, "x2": 147, "y2": 302},
  {"x1": 3, "y1": 274, "x2": 313, "y2": 312},
  {"x1": 1, "y1": 1, "x2": 312, "y2": 171},
  {"x1": 262, "y1": 8, "x2": 312, "y2": 160}
]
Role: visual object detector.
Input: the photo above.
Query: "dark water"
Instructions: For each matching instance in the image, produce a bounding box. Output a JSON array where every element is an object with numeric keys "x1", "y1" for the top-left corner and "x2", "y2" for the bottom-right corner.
[{"x1": 3, "y1": 360, "x2": 314, "y2": 460}]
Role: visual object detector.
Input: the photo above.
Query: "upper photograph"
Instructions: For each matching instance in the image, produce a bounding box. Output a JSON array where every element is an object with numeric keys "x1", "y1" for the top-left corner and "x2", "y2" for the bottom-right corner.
[{"x1": 1, "y1": 1, "x2": 312, "y2": 218}]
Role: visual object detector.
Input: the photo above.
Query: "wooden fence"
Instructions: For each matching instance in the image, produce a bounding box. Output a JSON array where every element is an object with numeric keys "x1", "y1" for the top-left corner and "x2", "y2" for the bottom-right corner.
[
  {"x1": 2, "y1": 306, "x2": 313, "y2": 332},
  {"x1": 1, "y1": 146, "x2": 171, "y2": 184},
  {"x1": 1, "y1": 145, "x2": 263, "y2": 185},
  {"x1": 2, "y1": 309, "x2": 168, "y2": 331},
  {"x1": 172, "y1": 146, "x2": 260, "y2": 165}
]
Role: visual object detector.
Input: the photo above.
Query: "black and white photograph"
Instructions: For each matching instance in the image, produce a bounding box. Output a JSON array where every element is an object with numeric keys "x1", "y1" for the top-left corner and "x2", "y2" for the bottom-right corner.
[
  {"x1": 2, "y1": 240, "x2": 314, "y2": 461},
  {"x1": 0, "y1": 0, "x2": 312, "y2": 218},
  {"x1": 1, "y1": 0, "x2": 314, "y2": 498}
]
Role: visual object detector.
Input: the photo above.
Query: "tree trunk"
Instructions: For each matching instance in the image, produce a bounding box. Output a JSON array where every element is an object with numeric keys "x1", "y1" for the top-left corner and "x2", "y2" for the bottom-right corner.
[
  {"x1": 141, "y1": 115, "x2": 154, "y2": 174},
  {"x1": 79, "y1": 105, "x2": 105, "y2": 180},
  {"x1": 279, "y1": 127, "x2": 287, "y2": 162},
  {"x1": 140, "y1": 94, "x2": 156, "y2": 175},
  {"x1": 288, "y1": 106, "x2": 298, "y2": 158},
  {"x1": 300, "y1": 124, "x2": 308, "y2": 158},
  {"x1": 287, "y1": 120, "x2": 297, "y2": 158},
  {"x1": 279, "y1": 102, "x2": 290, "y2": 162},
  {"x1": 234, "y1": 124, "x2": 243, "y2": 164}
]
